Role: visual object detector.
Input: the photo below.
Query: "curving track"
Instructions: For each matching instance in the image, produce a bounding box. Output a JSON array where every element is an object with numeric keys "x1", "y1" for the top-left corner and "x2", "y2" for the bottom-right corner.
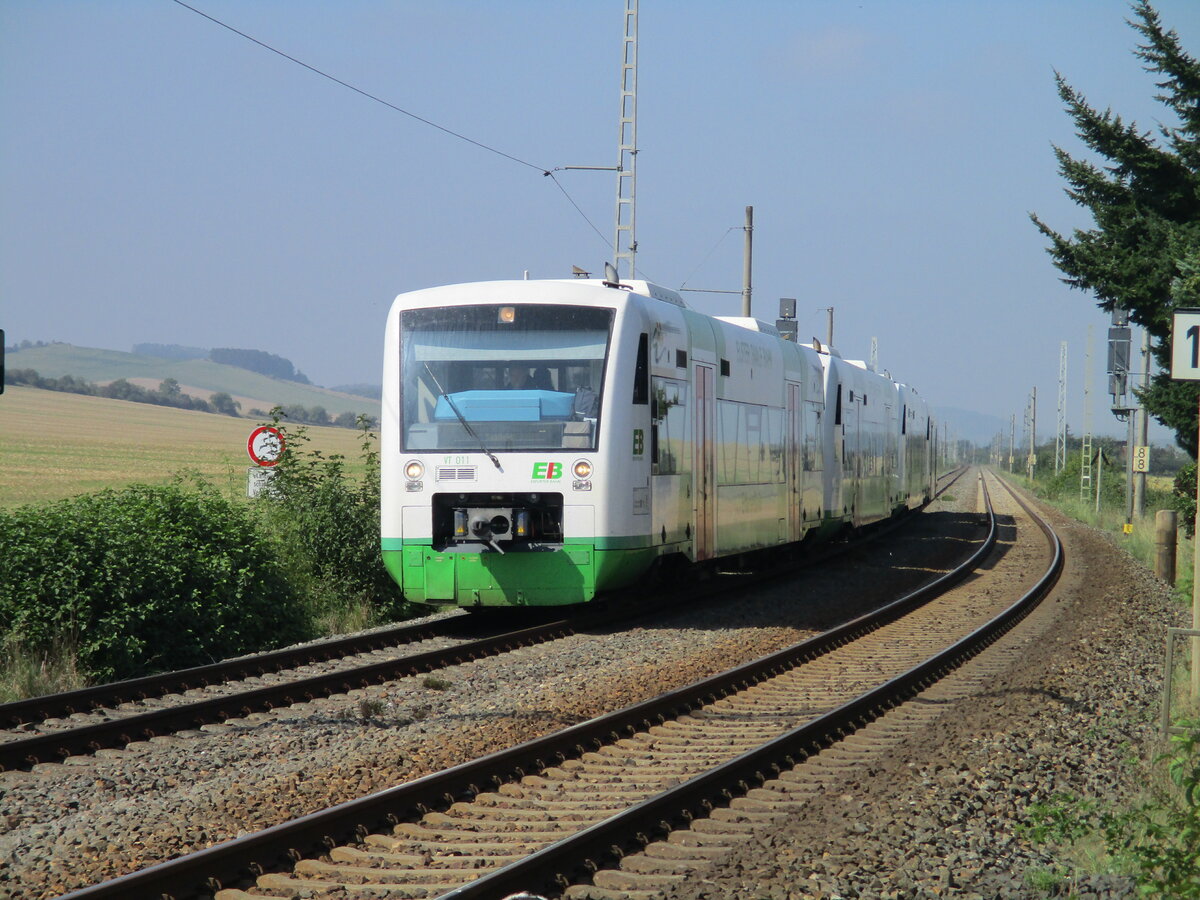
[{"x1": 58, "y1": 469, "x2": 1062, "y2": 900}]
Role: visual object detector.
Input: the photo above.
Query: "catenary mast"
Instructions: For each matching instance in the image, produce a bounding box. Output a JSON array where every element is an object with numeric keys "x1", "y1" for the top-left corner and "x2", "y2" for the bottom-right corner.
[{"x1": 613, "y1": 0, "x2": 638, "y2": 279}]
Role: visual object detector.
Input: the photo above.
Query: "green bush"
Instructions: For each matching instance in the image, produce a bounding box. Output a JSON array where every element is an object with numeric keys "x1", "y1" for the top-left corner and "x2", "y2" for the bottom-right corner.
[
  {"x1": 1025, "y1": 721, "x2": 1200, "y2": 898},
  {"x1": 256, "y1": 414, "x2": 409, "y2": 631},
  {"x1": 1175, "y1": 463, "x2": 1198, "y2": 536},
  {"x1": 1035, "y1": 449, "x2": 1126, "y2": 507},
  {"x1": 0, "y1": 481, "x2": 310, "y2": 681}
]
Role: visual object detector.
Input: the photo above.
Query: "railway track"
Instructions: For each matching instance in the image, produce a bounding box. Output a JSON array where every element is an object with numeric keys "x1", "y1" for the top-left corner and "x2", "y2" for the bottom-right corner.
[
  {"x1": 2, "y1": 470, "x2": 969, "y2": 774},
  {"x1": 60, "y1": 468, "x2": 1055, "y2": 900},
  {"x1": 0, "y1": 613, "x2": 583, "y2": 772}
]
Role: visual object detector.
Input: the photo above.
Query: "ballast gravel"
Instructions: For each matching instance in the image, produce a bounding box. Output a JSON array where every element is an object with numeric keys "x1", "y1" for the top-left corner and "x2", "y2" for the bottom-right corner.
[
  {"x1": 0, "y1": 478, "x2": 1183, "y2": 899},
  {"x1": 661, "y1": 489, "x2": 1186, "y2": 900}
]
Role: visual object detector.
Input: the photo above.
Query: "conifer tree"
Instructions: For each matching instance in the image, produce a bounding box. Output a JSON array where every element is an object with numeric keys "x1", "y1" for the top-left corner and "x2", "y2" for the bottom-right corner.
[{"x1": 1032, "y1": 0, "x2": 1200, "y2": 453}]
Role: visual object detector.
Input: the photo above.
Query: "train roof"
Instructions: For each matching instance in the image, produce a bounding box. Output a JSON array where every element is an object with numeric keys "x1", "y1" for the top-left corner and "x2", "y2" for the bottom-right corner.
[
  {"x1": 395, "y1": 278, "x2": 689, "y2": 310},
  {"x1": 547, "y1": 278, "x2": 687, "y2": 308},
  {"x1": 713, "y1": 316, "x2": 782, "y2": 337}
]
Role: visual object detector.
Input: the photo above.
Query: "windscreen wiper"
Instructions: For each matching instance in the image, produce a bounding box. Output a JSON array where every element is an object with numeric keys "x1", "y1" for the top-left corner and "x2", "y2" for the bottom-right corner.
[{"x1": 423, "y1": 363, "x2": 503, "y2": 472}]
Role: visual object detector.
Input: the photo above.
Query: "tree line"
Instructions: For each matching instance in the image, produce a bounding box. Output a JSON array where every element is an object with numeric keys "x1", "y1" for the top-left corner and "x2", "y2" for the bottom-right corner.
[{"x1": 3, "y1": 368, "x2": 376, "y2": 428}]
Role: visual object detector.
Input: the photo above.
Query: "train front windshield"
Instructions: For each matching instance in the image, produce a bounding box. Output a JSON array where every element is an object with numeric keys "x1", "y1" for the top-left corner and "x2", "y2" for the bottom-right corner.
[{"x1": 400, "y1": 304, "x2": 613, "y2": 451}]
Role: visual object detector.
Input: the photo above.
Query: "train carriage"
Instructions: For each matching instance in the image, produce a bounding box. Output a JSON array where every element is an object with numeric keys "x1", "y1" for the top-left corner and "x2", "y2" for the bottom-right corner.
[
  {"x1": 381, "y1": 277, "x2": 932, "y2": 608},
  {"x1": 896, "y1": 383, "x2": 936, "y2": 509}
]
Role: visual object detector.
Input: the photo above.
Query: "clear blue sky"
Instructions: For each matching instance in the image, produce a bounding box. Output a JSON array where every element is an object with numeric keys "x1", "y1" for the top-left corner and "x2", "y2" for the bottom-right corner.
[{"x1": 3, "y1": 1, "x2": 1198, "y2": 443}]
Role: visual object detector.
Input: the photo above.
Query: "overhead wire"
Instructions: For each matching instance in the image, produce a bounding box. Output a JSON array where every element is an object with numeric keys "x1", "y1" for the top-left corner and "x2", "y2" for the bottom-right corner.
[
  {"x1": 170, "y1": 0, "x2": 612, "y2": 250},
  {"x1": 678, "y1": 226, "x2": 738, "y2": 292},
  {"x1": 545, "y1": 172, "x2": 612, "y2": 252}
]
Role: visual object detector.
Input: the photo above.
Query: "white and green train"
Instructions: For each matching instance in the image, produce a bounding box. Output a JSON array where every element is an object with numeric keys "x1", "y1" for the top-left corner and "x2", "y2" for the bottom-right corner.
[{"x1": 381, "y1": 277, "x2": 936, "y2": 608}]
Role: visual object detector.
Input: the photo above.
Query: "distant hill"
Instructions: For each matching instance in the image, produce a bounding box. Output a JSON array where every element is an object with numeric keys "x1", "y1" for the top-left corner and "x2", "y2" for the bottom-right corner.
[
  {"x1": 934, "y1": 407, "x2": 1009, "y2": 447},
  {"x1": 332, "y1": 383, "x2": 383, "y2": 400},
  {"x1": 6, "y1": 343, "x2": 380, "y2": 419},
  {"x1": 209, "y1": 347, "x2": 310, "y2": 384},
  {"x1": 132, "y1": 343, "x2": 207, "y2": 361}
]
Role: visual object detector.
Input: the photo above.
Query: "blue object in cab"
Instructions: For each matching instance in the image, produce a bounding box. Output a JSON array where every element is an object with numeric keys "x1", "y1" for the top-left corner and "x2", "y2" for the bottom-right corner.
[{"x1": 433, "y1": 390, "x2": 575, "y2": 422}]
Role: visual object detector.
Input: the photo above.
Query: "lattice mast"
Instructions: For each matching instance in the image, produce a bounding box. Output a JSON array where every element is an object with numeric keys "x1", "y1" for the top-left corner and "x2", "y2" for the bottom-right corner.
[
  {"x1": 1055, "y1": 341, "x2": 1068, "y2": 473},
  {"x1": 613, "y1": 0, "x2": 638, "y2": 279},
  {"x1": 1009, "y1": 414, "x2": 1016, "y2": 473},
  {"x1": 1081, "y1": 326, "x2": 1094, "y2": 500},
  {"x1": 1026, "y1": 387, "x2": 1037, "y2": 479}
]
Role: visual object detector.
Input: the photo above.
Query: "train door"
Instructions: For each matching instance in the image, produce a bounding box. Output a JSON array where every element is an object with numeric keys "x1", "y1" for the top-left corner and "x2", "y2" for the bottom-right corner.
[
  {"x1": 846, "y1": 388, "x2": 862, "y2": 524},
  {"x1": 787, "y1": 382, "x2": 802, "y2": 540},
  {"x1": 694, "y1": 363, "x2": 716, "y2": 560}
]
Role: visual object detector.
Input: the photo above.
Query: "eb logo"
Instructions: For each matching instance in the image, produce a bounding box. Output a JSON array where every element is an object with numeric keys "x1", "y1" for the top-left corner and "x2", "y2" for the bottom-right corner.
[{"x1": 532, "y1": 462, "x2": 563, "y2": 480}]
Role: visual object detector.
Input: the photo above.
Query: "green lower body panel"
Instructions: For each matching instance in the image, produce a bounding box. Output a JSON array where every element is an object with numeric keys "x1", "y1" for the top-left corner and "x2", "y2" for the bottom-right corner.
[{"x1": 381, "y1": 539, "x2": 656, "y2": 607}]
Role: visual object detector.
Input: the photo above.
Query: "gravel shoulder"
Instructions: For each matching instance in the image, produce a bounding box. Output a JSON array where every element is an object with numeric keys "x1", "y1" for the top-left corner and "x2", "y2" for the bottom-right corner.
[{"x1": 660, "y1": 482, "x2": 1186, "y2": 900}]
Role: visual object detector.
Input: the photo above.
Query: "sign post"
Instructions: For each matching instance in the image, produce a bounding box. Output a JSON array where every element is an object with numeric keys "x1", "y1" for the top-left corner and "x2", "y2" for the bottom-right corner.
[
  {"x1": 246, "y1": 425, "x2": 285, "y2": 498},
  {"x1": 1169, "y1": 308, "x2": 1200, "y2": 700}
]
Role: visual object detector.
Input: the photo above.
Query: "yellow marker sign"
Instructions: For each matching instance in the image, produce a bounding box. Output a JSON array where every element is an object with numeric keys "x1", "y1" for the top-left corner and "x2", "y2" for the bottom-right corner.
[{"x1": 1123, "y1": 523, "x2": 1134, "y2": 534}]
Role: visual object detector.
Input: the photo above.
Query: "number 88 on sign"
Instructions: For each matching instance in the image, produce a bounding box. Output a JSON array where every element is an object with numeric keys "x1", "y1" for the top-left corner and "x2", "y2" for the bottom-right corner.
[{"x1": 1171, "y1": 308, "x2": 1200, "y2": 380}]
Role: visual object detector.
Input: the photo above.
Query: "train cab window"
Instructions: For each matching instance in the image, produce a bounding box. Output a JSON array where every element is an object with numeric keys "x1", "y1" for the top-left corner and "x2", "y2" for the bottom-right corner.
[
  {"x1": 633, "y1": 333, "x2": 649, "y2": 405},
  {"x1": 400, "y1": 304, "x2": 614, "y2": 452},
  {"x1": 835, "y1": 385, "x2": 843, "y2": 426}
]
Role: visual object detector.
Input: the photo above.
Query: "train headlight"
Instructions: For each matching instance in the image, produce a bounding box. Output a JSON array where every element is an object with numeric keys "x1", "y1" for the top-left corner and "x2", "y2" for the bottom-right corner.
[
  {"x1": 572, "y1": 459, "x2": 593, "y2": 479},
  {"x1": 454, "y1": 510, "x2": 468, "y2": 537},
  {"x1": 514, "y1": 510, "x2": 530, "y2": 537},
  {"x1": 498, "y1": 306, "x2": 516, "y2": 324},
  {"x1": 404, "y1": 460, "x2": 425, "y2": 480}
]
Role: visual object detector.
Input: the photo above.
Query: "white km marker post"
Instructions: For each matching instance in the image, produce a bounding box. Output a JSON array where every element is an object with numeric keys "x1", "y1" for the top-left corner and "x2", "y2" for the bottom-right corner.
[{"x1": 1169, "y1": 308, "x2": 1200, "y2": 700}]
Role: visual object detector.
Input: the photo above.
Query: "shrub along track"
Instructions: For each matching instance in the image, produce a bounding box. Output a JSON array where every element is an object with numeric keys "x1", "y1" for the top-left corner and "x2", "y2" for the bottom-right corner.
[
  {"x1": 55, "y1": 469, "x2": 1060, "y2": 900},
  {"x1": 0, "y1": 472, "x2": 967, "y2": 775}
]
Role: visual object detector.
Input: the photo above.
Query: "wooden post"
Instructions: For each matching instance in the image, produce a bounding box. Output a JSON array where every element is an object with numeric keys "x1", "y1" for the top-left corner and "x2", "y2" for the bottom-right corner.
[
  {"x1": 1156, "y1": 509, "x2": 1178, "y2": 585},
  {"x1": 1193, "y1": 394, "x2": 1200, "y2": 701}
]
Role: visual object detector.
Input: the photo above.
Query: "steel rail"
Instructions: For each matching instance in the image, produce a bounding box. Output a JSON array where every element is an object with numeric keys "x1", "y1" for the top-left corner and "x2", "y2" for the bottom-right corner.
[
  {"x1": 0, "y1": 615, "x2": 581, "y2": 772},
  {"x1": 60, "y1": 471, "x2": 997, "y2": 900},
  {"x1": 0, "y1": 616, "x2": 474, "y2": 729}
]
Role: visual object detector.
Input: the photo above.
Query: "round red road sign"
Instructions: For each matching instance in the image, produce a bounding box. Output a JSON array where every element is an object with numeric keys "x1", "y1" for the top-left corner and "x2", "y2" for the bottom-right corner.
[{"x1": 247, "y1": 425, "x2": 285, "y2": 467}]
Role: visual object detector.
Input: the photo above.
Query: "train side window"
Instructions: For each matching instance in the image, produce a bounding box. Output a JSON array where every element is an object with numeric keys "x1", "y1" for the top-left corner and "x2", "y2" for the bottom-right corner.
[
  {"x1": 633, "y1": 333, "x2": 649, "y2": 404},
  {"x1": 651, "y1": 377, "x2": 688, "y2": 475},
  {"x1": 835, "y1": 385, "x2": 843, "y2": 426}
]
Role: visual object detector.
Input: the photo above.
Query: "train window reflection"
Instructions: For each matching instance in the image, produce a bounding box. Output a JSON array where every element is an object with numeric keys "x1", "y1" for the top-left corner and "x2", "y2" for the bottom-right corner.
[
  {"x1": 400, "y1": 305, "x2": 613, "y2": 451},
  {"x1": 651, "y1": 378, "x2": 688, "y2": 475}
]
